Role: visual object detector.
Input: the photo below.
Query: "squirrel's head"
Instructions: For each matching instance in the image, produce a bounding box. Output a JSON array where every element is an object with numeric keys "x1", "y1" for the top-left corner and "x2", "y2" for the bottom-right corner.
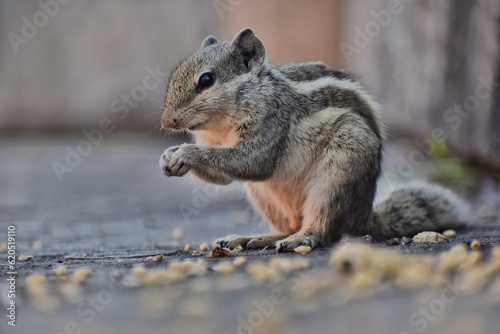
[{"x1": 161, "y1": 28, "x2": 265, "y2": 131}]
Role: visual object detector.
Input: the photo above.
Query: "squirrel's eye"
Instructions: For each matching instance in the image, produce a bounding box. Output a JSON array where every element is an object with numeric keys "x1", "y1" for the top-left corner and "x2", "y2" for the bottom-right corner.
[{"x1": 197, "y1": 72, "x2": 215, "y2": 91}]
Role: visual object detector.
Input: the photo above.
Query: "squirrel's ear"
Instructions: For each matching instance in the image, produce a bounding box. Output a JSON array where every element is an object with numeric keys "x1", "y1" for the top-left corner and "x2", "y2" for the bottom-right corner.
[
  {"x1": 232, "y1": 28, "x2": 265, "y2": 72},
  {"x1": 201, "y1": 36, "x2": 218, "y2": 49}
]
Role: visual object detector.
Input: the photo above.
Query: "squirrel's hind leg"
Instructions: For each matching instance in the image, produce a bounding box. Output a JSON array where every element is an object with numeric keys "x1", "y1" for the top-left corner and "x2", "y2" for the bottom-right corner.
[
  {"x1": 215, "y1": 234, "x2": 288, "y2": 250},
  {"x1": 273, "y1": 184, "x2": 327, "y2": 252},
  {"x1": 275, "y1": 153, "x2": 378, "y2": 252}
]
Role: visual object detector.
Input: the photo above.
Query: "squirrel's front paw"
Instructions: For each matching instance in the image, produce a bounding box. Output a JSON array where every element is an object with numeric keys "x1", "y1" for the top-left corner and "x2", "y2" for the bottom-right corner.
[
  {"x1": 168, "y1": 145, "x2": 195, "y2": 177},
  {"x1": 160, "y1": 146, "x2": 187, "y2": 177}
]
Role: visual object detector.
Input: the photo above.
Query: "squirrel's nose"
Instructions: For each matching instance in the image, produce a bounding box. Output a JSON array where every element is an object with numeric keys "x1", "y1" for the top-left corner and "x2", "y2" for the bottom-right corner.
[{"x1": 161, "y1": 116, "x2": 178, "y2": 129}]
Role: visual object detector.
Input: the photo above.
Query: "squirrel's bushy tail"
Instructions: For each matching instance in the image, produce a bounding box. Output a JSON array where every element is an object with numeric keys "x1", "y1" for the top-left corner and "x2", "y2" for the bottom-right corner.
[{"x1": 368, "y1": 181, "x2": 469, "y2": 240}]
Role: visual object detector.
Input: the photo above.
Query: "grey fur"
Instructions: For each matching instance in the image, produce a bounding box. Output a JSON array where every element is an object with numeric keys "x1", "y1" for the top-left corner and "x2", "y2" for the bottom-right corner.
[
  {"x1": 201, "y1": 36, "x2": 218, "y2": 48},
  {"x1": 159, "y1": 28, "x2": 468, "y2": 252},
  {"x1": 370, "y1": 181, "x2": 469, "y2": 239}
]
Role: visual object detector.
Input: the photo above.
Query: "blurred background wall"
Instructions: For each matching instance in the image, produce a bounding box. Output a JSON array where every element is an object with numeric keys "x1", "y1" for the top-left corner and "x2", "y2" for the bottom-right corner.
[
  {"x1": 0, "y1": 0, "x2": 218, "y2": 131},
  {"x1": 1, "y1": 0, "x2": 499, "y2": 172},
  {"x1": 345, "y1": 0, "x2": 500, "y2": 173}
]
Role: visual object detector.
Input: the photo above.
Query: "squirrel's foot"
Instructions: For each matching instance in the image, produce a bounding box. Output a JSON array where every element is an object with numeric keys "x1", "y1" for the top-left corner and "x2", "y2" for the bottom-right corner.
[
  {"x1": 160, "y1": 146, "x2": 190, "y2": 177},
  {"x1": 169, "y1": 145, "x2": 197, "y2": 177},
  {"x1": 160, "y1": 146, "x2": 179, "y2": 176},
  {"x1": 275, "y1": 234, "x2": 319, "y2": 253},
  {"x1": 215, "y1": 234, "x2": 287, "y2": 250}
]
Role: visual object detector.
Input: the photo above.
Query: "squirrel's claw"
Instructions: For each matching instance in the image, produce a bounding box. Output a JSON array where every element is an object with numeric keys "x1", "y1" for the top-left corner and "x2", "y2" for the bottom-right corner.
[
  {"x1": 159, "y1": 154, "x2": 172, "y2": 176},
  {"x1": 161, "y1": 165, "x2": 172, "y2": 176},
  {"x1": 275, "y1": 235, "x2": 318, "y2": 253},
  {"x1": 215, "y1": 234, "x2": 287, "y2": 250},
  {"x1": 160, "y1": 146, "x2": 190, "y2": 177},
  {"x1": 169, "y1": 146, "x2": 192, "y2": 177}
]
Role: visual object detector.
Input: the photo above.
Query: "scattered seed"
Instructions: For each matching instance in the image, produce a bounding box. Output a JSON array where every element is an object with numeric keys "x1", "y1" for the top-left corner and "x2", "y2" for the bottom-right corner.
[
  {"x1": 461, "y1": 251, "x2": 482, "y2": 269},
  {"x1": 143, "y1": 269, "x2": 184, "y2": 284},
  {"x1": 350, "y1": 271, "x2": 382, "y2": 289},
  {"x1": 327, "y1": 240, "x2": 499, "y2": 296},
  {"x1": 167, "y1": 259, "x2": 207, "y2": 277},
  {"x1": 269, "y1": 258, "x2": 293, "y2": 271},
  {"x1": 54, "y1": 266, "x2": 68, "y2": 276},
  {"x1": 443, "y1": 229, "x2": 457, "y2": 238},
  {"x1": 131, "y1": 265, "x2": 148, "y2": 278},
  {"x1": 291, "y1": 258, "x2": 311, "y2": 270},
  {"x1": 413, "y1": 232, "x2": 447, "y2": 243},
  {"x1": 145, "y1": 254, "x2": 165, "y2": 262},
  {"x1": 18, "y1": 255, "x2": 33, "y2": 261},
  {"x1": 298, "y1": 271, "x2": 333, "y2": 298},
  {"x1": 211, "y1": 244, "x2": 242, "y2": 257},
  {"x1": 0, "y1": 243, "x2": 7, "y2": 252},
  {"x1": 470, "y1": 240, "x2": 481, "y2": 250},
  {"x1": 184, "y1": 244, "x2": 192, "y2": 251},
  {"x1": 438, "y1": 244, "x2": 468, "y2": 273},
  {"x1": 212, "y1": 261, "x2": 236, "y2": 275},
  {"x1": 463, "y1": 264, "x2": 500, "y2": 292},
  {"x1": 199, "y1": 243, "x2": 209, "y2": 251},
  {"x1": 247, "y1": 261, "x2": 280, "y2": 283},
  {"x1": 25, "y1": 273, "x2": 60, "y2": 311},
  {"x1": 71, "y1": 267, "x2": 93, "y2": 284},
  {"x1": 26, "y1": 273, "x2": 46, "y2": 286},
  {"x1": 169, "y1": 260, "x2": 193, "y2": 273},
  {"x1": 294, "y1": 246, "x2": 311, "y2": 254},
  {"x1": 232, "y1": 257, "x2": 247, "y2": 266},
  {"x1": 172, "y1": 227, "x2": 184, "y2": 240},
  {"x1": 394, "y1": 260, "x2": 433, "y2": 289}
]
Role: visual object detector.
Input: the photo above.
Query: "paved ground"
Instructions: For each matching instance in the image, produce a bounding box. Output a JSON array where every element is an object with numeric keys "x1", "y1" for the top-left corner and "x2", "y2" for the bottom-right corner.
[{"x1": 0, "y1": 133, "x2": 499, "y2": 334}]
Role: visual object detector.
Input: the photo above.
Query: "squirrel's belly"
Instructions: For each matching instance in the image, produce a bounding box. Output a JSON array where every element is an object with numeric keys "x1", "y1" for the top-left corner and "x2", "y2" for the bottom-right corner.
[{"x1": 246, "y1": 177, "x2": 306, "y2": 233}]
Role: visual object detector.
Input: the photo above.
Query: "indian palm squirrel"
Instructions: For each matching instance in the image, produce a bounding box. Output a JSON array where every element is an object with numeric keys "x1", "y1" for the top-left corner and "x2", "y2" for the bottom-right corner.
[{"x1": 159, "y1": 28, "x2": 467, "y2": 252}]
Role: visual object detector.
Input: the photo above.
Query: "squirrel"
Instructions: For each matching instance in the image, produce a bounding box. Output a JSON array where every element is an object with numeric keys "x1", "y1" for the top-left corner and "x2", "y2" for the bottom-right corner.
[{"x1": 159, "y1": 28, "x2": 468, "y2": 252}]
